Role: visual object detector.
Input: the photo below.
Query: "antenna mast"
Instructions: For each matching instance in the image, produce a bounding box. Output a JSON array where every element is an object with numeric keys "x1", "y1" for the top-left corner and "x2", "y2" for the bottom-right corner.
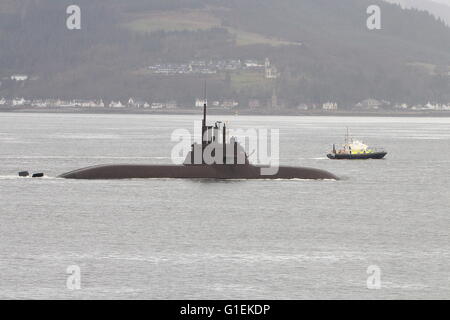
[
  {"x1": 202, "y1": 80, "x2": 207, "y2": 148},
  {"x1": 203, "y1": 80, "x2": 207, "y2": 128}
]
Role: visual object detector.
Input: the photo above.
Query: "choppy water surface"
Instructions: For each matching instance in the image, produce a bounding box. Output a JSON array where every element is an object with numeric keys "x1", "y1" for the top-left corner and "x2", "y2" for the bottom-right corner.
[{"x1": 0, "y1": 113, "x2": 449, "y2": 299}]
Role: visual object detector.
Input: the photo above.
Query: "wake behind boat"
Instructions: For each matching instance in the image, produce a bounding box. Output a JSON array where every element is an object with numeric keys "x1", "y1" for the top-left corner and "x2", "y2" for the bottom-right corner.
[{"x1": 327, "y1": 129, "x2": 387, "y2": 160}]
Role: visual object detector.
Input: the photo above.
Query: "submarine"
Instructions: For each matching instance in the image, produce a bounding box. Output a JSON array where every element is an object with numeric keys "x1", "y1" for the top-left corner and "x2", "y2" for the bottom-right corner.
[{"x1": 59, "y1": 102, "x2": 338, "y2": 180}]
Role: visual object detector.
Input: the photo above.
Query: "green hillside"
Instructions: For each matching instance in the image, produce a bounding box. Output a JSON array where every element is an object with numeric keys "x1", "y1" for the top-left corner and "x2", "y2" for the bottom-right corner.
[{"x1": 0, "y1": 0, "x2": 449, "y2": 106}]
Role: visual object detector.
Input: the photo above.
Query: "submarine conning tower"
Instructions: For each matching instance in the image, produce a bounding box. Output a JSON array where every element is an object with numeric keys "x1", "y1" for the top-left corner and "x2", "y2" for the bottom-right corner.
[{"x1": 184, "y1": 100, "x2": 249, "y2": 166}]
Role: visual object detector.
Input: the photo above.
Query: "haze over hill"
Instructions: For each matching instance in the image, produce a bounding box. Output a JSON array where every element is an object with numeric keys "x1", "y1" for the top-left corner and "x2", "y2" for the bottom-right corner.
[
  {"x1": 384, "y1": 0, "x2": 450, "y2": 25},
  {"x1": 0, "y1": 0, "x2": 449, "y2": 108}
]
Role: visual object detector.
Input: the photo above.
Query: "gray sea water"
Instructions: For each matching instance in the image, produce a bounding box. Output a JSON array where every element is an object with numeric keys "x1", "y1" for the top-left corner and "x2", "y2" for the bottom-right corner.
[{"x1": 0, "y1": 113, "x2": 449, "y2": 299}]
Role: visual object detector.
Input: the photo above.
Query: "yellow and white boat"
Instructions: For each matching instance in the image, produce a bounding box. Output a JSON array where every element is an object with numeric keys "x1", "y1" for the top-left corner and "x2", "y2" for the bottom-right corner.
[{"x1": 327, "y1": 129, "x2": 387, "y2": 160}]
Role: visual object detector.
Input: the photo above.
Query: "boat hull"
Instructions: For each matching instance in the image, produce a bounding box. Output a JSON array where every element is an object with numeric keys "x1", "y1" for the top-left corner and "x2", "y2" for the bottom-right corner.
[
  {"x1": 327, "y1": 152, "x2": 387, "y2": 160},
  {"x1": 59, "y1": 164, "x2": 339, "y2": 180}
]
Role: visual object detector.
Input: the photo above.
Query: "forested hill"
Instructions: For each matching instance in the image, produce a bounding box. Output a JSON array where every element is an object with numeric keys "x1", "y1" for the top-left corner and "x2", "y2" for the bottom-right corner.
[
  {"x1": 384, "y1": 0, "x2": 450, "y2": 25},
  {"x1": 0, "y1": 0, "x2": 449, "y2": 107}
]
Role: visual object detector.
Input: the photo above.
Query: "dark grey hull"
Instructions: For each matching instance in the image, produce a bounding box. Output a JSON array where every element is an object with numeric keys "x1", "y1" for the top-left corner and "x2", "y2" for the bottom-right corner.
[
  {"x1": 327, "y1": 152, "x2": 387, "y2": 160},
  {"x1": 59, "y1": 164, "x2": 339, "y2": 180}
]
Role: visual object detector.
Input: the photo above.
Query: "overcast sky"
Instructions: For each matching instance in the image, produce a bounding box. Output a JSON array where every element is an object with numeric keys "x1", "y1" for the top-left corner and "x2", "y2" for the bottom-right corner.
[{"x1": 429, "y1": 0, "x2": 450, "y2": 6}]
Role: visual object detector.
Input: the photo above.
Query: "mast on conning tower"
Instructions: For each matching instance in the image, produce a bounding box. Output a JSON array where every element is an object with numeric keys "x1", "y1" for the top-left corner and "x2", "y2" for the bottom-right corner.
[
  {"x1": 202, "y1": 80, "x2": 207, "y2": 148},
  {"x1": 202, "y1": 81, "x2": 207, "y2": 128}
]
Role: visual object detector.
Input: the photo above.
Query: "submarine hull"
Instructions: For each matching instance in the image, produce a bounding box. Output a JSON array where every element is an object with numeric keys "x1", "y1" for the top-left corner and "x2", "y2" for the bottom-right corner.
[{"x1": 59, "y1": 164, "x2": 338, "y2": 180}]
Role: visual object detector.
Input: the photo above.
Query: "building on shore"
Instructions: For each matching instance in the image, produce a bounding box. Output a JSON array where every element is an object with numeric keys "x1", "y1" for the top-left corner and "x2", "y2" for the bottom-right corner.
[
  {"x1": 31, "y1": 100, "x2": 48, "y2": 108},
  {"x1": 195, "y1": 99, "x2": 207, "y2": 108},
  {"x1": 355, "y1": 99, "x2": 383, "y2": 110},
  {"x1": 12, "y1": 97, "x2": 29, "y2": 106},
  {"x1": 128, "y1": 98, "x2": 150, "y2": 108},
  {"x1": 393, "y1": 103, "x2": 409, "y2": 110},
  {"x1": 150, "y1": 103, "x2": 163, "y2": 109},
  {"x1": 425, "y1": 102, "x2": 450, "y2": 111},
  {"x1": 109, "y1": 101, "x2": 125, "y2": 108},
  {"x1": 222, "y1": 100, "x2": 239, "y2": 109},
  {"x1": 248, "y1": 99, "x2": 261, "y2": 109},
  {"x1": 11, "y1": 74, "x2": 28, "y2": 81},
  {"x1": 297, "y1": 104, "x2": 309, "y2": 111},
  {"x1": 73, "y1": 99, "x2": 105, "y2": 108},
  {"x1": 322, "y1": 102, "x2": 338, "y2": 111},
  {"x1": 165, "y1": 101, "x2": 178, "y2": 109},
  {"x1": 265, "y1": 58, "x2": 279, "y2": 79}
]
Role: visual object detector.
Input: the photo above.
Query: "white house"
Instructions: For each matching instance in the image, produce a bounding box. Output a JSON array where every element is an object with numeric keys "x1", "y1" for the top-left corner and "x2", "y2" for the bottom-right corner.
[
  {"x1": 411, "y1": 104, "x2": 426, "y2": 110},
  {"x1": 11, "y1": 74, "x2": 28, "y2": 81},
  {"x1": 166, "y1": 101, "x2": 178, "y2": 109},
  {"x1": 222, "y1": 100, "x2": 239, "y2": 108},
  {"x1": 31, "y1": 100, "x2": 48, "y2": 108},
  {"x1": 265, "y1": 58, "x2": 278, "y2": 79},
  {"x1": 129, "y1": 98, "x2": 151, "y2": 108},
  {"x1": 128, "y1": 98, "x2": 135, "y2": 107},
  {"x1": 96, "y1": 99, "x2": 105, "y2": 108},
  {"x1": 128, "y1": 98, "x2": 147, "y2": 108},
  {"x1": 244, "y1": 60, "x2": 264, "y2": 68},
  {"x1": 394, "y1": 103, "x2": 409, "y2": 110},
  {"x1": 425, "y1": 102, "x2": 450, "y2": 111},
  {"x1": 109, "y1": 101, "x2": 124, "y2": 108},
  {"x1": 85, "y1": 100, "x2": 104, "y2": 108},
  {"x1": 58, "y1": 100, "x2": 76, "y2": 107},
  {"x1": 139, "y1": 101, "x2": 150, "y2": 108},
  {"x1": 81, "y1": 99, "x2": 105, "y2": 108},
  {"x1": 425, "y1": 102, "x2": 438, "y2": 110},
  {"x1": 195, "y1": 99, "x2": 207, "y2": 108},
  {"x1": 355, "y1": 99, "x2": 382, "y2": 110},
  {"x1": 12, "y1": 97, "x2": 27, "y2": 106},
  {"x1": 151, "y1": 103, "x2": 164, "y2": 109},
  {"x1": 322, "y1": 102, "x2": 338, "y2": 111}
]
